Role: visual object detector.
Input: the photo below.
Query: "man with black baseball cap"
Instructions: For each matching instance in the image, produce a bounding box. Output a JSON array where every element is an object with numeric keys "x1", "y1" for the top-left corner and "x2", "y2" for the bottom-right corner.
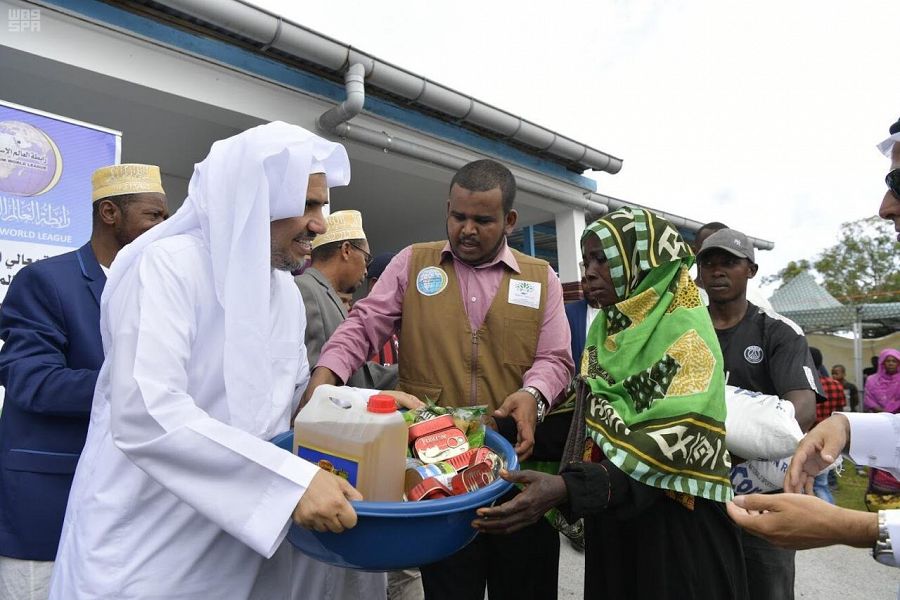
[
  {"x1": 698, "y1": 228, "x2": 820, "y2": 600},
  {"x1": 699, "y1": 228, "x2": 756, "y2": 263}
]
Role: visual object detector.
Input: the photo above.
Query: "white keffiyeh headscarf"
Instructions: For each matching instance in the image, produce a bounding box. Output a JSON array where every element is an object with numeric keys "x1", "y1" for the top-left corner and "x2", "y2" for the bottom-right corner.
[
  {"x1": 877, "y1": 132, "x2": 900, "y2": 157},
  {"x1": 101, "y1": 121, "x2": 350, "y2": 429}
]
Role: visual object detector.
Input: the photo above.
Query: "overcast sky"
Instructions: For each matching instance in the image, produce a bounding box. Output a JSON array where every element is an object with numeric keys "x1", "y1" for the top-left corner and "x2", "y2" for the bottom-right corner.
[{"x1": 251, "y1": 0, "x2": 900, "y2": 289}]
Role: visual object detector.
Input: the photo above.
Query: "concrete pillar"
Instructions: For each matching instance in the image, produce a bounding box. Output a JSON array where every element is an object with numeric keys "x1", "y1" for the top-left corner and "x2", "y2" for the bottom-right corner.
[{"x1": 554, "y1": 208, "x2": 585, "y2": 285}]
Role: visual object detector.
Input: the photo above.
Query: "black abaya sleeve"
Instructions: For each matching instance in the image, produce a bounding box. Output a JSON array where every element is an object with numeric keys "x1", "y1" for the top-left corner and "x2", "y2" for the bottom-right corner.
[{"x1": 559, "y1": 460, "x2": 664, "y2": 520}]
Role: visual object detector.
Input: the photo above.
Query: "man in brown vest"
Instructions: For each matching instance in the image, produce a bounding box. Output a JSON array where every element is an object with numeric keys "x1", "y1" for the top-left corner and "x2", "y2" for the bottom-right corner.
[{"x1": 304, "y1": 159, "x2": 573, "y2": 600}]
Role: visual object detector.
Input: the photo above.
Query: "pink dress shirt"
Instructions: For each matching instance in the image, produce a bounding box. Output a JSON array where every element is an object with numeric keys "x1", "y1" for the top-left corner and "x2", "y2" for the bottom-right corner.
[{"x1": 318, "y1": 241, "x2": 574, "y2": 406}]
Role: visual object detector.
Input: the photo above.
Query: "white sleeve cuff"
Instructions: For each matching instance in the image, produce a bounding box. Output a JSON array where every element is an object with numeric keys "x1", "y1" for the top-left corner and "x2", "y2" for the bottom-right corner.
[
  {"x1": 841, "y1": 412, "x2": 900, "y2": 478},
  {"x1": 241, "y1": 453, "x2": 320, "y2": 558}
]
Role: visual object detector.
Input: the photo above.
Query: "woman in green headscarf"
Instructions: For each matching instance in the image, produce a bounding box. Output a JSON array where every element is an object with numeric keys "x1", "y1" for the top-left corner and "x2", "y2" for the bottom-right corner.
[{"x1": 475, "y1": 208, "x2": 748, "y2": 599}]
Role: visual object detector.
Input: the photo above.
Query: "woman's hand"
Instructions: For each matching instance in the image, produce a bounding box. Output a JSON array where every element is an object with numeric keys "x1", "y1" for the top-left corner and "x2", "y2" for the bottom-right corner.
[{"x1": 471, "y1": 470, "x2": 568, "y2": 534}]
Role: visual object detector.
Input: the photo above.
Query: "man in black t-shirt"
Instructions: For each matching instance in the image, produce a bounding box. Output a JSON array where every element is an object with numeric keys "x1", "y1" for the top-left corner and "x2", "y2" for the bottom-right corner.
[
  {"x1": 713, "y1": 306, "x2": 820, "y2": 404},
  {"x1": 699, "y1": 228, "x2": 819, "y2": 600}
]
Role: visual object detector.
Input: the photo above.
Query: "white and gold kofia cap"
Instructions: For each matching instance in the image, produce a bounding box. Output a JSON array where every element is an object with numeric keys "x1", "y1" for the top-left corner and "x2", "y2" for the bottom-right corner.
[{"x1": 91, "y1": 163, "x2": 165, "y2": 202}]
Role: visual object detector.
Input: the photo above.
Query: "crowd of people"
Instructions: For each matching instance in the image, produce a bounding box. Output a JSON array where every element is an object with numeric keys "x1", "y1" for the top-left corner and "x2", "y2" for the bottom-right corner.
[{"x1": 0, "y1": 116, "x2": 896, "y2": 600}]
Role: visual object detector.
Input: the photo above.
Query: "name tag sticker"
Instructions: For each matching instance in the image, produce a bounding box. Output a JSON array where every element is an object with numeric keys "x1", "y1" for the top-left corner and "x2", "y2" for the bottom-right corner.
[{"x1": 508, "y1": 279, "x2": 541, "y2": 309}]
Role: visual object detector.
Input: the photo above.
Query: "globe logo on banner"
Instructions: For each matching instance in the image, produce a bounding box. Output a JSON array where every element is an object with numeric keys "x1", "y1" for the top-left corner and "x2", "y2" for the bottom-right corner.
[
  {"x1": 0, "y1": 101, "x2": 120, "y2": 305},
  {"x1": 0, "y1": 120, "x2": 63, "y2": 196}
]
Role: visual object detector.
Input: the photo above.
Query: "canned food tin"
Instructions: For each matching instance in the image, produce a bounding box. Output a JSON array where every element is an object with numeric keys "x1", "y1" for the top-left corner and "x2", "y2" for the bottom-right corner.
[
  {"x1": 444, "y1": 448, "x2": 478, "y2": 472},
  {"x1": 407, "y1": 476, "x2": 454, "y2": 501},
  {"x1": 413, "y1": 428, "x2": 469, "y2": 464},
  {"x1": 404, "y1": 461, "x2": 458, "y2": 496},
  {"x1": 406, "y1": 457, "x2": 425, "y2": 470},
  {"x1": 407, "y1": 414, "x2": 456, "y2": 445},
  {"x1": 472, "y1": 447, "x2": 505, "y2": 473},
  {"x1": 450, "y1": 462, "x2": 496, "y2": 495}
]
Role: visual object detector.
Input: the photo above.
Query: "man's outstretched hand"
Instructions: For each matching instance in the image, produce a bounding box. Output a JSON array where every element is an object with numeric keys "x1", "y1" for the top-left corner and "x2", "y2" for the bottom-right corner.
[
  {"x1": 493, "y1": 391, "x2": 537, "y2": 460},
  {"x1": 726, "y1": 492, "x2": 877, "y2": 550},
  {"x1": 784, "y1": 414, "x2": 850, "y2": 494}
]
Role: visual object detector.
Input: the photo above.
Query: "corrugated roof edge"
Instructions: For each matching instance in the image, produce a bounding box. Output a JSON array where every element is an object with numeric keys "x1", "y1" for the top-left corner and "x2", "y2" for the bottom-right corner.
[{"x1": 143, "y1": 0, "x2": 624, "y2": 176}]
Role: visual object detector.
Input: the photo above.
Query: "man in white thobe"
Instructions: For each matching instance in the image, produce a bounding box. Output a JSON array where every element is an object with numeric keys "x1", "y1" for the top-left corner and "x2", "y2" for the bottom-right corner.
[{"x1": 49, "y1": 122, "x2": 365, "y2": 599}]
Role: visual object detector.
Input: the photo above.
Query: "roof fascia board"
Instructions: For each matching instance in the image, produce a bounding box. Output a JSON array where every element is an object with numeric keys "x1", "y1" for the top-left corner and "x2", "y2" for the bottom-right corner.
[
  {"x1": 26, "y1": 0, "x2": 599, "y2": 191},
  {"x1": 150, "y1": 0, "x2": 622, "y2": 176}
]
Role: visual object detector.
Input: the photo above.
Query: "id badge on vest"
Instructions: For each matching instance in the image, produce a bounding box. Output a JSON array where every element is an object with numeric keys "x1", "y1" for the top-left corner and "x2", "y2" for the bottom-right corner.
[{"x1": 508, "y1": 279, "x2": 541, "y2": 309}]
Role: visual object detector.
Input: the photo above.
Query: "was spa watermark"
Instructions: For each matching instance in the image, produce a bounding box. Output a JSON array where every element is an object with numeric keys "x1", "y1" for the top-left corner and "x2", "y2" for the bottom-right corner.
[{"x1": 7, "y1": 8, "x2": 41, "y2": 32}]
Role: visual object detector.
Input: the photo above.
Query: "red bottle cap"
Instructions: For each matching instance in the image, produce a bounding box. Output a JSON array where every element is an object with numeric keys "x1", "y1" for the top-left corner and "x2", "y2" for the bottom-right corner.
[{"x1": 367, "y1": 394, "x2": 397, "y2": 413}]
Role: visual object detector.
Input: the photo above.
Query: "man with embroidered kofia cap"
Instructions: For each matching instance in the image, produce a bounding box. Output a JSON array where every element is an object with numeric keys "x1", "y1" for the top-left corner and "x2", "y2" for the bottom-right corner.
[
  {"x1": 0, "y1": 164, "x2": 168, "y2": 599},
  {"x1": 294, "y1": 209, "x2": 412, "y2": 600},
  {"x1": 296, "y1": 210, "x2": 398, "y2": 390}
]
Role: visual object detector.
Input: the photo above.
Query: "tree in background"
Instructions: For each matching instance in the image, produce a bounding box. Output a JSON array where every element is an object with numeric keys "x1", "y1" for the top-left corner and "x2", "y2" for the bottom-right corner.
[{"x1": 762, "y1": 216, "x2": 899, "y2": 303}]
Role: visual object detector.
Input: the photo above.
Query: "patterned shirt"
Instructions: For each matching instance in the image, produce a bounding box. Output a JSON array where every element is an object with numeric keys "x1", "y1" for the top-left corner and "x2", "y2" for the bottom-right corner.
[{"x1": 817, "y1": 375, "x2": 846, "y2": 424}]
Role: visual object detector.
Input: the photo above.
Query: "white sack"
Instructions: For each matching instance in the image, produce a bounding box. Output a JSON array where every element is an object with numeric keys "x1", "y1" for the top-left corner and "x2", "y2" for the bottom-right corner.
[{"x1": 724, "y1": 385, "x2": 803, "y2": 460}]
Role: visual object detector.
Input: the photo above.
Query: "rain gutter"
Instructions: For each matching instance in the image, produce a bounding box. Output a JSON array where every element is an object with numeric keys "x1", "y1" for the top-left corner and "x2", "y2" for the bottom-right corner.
[
  {"x1": 149, "y1": 0, "x2": 623, "y2": 176},
  {"x1": 318, "y1": 64, "x2": 610, "y2": 216}
]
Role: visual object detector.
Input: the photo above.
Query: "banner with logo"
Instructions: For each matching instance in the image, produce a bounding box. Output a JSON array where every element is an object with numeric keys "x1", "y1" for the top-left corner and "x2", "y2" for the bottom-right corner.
[{"x1": 0, "y1": 100, "x2": 121, "y2": 304}]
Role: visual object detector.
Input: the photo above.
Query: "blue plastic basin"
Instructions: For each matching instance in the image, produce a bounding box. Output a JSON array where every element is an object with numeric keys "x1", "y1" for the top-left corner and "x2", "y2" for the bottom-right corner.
[{"x1": 271, "y1": 428, "x2": 518, "y2": 571}]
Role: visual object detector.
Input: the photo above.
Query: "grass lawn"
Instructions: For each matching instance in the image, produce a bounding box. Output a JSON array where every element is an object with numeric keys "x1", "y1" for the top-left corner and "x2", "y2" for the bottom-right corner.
[{"x1": 832, "y1": 458, "x2": 869, "y2": 512}]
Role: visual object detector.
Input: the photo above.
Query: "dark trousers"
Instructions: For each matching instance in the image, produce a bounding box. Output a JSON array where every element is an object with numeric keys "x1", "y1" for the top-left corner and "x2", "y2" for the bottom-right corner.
[
  {"x1": 419, "y1": 515, "x2": 560, "y2": 600},
  {"x1": 583, "y1": 497, "x2": 749, "y2": 600},
  {"x1": 741, "y1": 528, "x2": 795, "y2": 600}
]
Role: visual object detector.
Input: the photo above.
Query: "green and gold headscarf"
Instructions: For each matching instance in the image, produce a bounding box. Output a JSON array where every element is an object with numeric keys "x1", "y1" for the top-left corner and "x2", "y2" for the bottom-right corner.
[{"x1": 580, "y1": 207, "x2": 732, "y2": 502}]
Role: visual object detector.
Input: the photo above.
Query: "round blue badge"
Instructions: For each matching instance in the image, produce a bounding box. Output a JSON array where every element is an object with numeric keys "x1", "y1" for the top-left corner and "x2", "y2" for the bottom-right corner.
[{"x1": 416, "y1": 267, "x2": 448, "y2": 296}]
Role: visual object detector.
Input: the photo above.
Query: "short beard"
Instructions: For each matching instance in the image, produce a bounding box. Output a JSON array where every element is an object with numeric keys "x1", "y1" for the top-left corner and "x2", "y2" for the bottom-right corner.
[
  {"x1": 448, "y1": 226, "x2": 507, "y2": 266},
  {"x1": 271, "y1": 242, "x2": 302, "y2": 272}
]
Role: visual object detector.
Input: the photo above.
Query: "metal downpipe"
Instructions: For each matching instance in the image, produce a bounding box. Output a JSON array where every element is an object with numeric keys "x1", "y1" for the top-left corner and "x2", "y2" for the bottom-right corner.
[{"x1": 317, "y1": 63, "x2": 365, "y2": 133}]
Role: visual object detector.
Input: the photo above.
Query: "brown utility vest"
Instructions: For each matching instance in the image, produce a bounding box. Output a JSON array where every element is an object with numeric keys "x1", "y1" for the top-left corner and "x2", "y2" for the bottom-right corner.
[{"x1": 398, "y1": 241, "x2": 548, "y2": 410}]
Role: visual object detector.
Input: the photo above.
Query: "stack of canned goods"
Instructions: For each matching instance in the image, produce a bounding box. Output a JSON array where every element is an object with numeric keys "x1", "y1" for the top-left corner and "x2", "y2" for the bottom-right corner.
[{"x1": 404, "y1": 414, "x2": 504, "y2": 501}]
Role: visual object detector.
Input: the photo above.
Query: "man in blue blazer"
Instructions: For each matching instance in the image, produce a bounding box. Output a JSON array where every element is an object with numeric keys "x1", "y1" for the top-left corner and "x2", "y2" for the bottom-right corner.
[
  {"x1": 565, "y1": 297, "x2": 589, "y2": 369},
  {"x1": 565, "y1": 275, "x2": 602, "y2": 371},
  {"x1": 0, "y1": 164, "x2": 168, "y2": 596}
]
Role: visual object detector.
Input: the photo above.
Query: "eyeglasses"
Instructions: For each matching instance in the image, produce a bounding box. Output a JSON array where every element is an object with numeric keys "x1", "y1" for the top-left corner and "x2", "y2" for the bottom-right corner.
[
  {"x1": 886, "y1": 168, "x2": 900, "y2": 199},
  {"x1": 347, "y1": 241, "x2": 373, "y2": 267}
]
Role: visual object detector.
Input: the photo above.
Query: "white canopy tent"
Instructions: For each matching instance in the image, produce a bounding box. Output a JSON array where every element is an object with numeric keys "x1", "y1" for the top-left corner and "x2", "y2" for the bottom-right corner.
[{"x1": 770, "y1": 272, "x2": 900, "y2": 389}]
